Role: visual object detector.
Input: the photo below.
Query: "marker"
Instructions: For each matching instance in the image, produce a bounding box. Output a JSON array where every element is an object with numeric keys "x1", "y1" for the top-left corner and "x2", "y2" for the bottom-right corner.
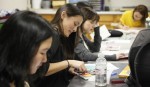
[{"x1": 111, "y1": 72, "x2": 117, "y2": 76}]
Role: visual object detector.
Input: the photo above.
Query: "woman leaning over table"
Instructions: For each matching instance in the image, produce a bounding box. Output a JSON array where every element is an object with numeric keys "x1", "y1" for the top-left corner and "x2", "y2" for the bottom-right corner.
[
  {"x1": 0, "y1": 11, "x2": 53, "y2": 87},
  {"x1": 33, "y1": 3, "x2": 87, "y2": 87},
  {"x1": 74, "y1": 5, "x2": 126, "y2": 62},
  {"x1": 117, "y1": 4, "x2": 148, "y2": 29}
]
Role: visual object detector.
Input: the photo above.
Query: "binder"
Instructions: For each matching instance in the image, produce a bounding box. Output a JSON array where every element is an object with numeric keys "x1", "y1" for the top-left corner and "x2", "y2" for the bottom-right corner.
[{"x1": 118, "y1": 65, "x2": 130, "y2": 78}]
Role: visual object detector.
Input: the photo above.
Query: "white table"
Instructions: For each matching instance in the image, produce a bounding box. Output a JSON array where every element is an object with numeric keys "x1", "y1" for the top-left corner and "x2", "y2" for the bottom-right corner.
[{"x1": 101, "y1": 29, "x2": 140, "y2": 58}]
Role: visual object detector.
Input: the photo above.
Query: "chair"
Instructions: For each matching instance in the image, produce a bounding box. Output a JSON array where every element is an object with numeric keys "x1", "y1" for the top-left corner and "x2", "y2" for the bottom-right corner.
[
  {"x1": 126, "y1": 29, "x2": 150, "y2": 86},
  {"x1": 134, "y1": 42, "x2": 150, "y2": 87}
]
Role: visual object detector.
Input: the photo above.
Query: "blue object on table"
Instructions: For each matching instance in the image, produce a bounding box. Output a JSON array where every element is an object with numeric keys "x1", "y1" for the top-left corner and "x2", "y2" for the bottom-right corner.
[{"x1": 111, "y1": 72, "x2": 117, "y2": 76}]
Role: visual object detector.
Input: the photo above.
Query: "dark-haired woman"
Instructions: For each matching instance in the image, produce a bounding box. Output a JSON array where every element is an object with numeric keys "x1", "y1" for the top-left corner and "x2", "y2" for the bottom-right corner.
[
  {"x1": 74, "y1": 7, "x2": 126, "y2": 62},
  {"x1": 0, "y1": 11, "x2": 53, "y2": 87},
  {"x1": 35, "y1": 3, "x2": 87, "y2": 87}
]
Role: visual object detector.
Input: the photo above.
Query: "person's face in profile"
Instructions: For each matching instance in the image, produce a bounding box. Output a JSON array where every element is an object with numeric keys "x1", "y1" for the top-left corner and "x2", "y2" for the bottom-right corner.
[
  {"x1": 133, "y1": 11, "x2": 143, "y2": 21},
  {"x1": 30, "y1": 37, "x2": 52, "y2": 74},
  {"x1": 83, "y1": 20, "x2": 96, "y2": 33},
  {"x1": 61, "y1": 11, "x2": 83, "y2": 37}
]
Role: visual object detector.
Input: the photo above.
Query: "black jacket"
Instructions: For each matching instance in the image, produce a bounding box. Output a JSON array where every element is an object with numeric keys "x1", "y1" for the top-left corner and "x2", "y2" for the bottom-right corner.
[{"x1": 34, "y1": 29, "x2": 74, "y2": 87}]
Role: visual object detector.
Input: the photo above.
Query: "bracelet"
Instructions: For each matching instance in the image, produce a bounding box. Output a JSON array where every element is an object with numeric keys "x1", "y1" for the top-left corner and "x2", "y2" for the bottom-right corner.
[{"x1": 66, "y1": 60, "x2": 70, "y2": 68}]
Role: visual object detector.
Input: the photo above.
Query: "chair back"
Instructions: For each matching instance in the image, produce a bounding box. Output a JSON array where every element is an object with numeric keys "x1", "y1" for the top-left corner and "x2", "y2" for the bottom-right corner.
[
  {"x1": 127, "y1": 29, "x2": 150, "y2": 86},
  {"x1": 134, "y1": 42, "x2": 150, "y2": 87}
]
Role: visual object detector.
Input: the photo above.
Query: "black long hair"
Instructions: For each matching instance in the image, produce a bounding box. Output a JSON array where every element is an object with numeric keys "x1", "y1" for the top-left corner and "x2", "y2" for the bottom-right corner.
[
  {"x1": 0, "y1": 11, "x2": 53, "y2": 87},
  {"x1": 51, "y1": 3, "x2": 83, "y2": 59},
  {"x1": 80, "y1": 7, "x2": 99, "y2": 32}
]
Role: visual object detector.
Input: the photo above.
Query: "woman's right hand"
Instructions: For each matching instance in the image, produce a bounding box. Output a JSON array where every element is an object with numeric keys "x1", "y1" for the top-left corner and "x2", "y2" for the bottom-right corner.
[{"x1": 68, "y1": 60, "x2": 87, "y2": 73}]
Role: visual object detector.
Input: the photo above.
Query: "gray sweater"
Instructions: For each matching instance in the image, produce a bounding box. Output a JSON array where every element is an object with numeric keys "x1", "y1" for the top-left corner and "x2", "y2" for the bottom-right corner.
[{"x1": 75, "y1": 27, "x2": 117, "y2": 61}]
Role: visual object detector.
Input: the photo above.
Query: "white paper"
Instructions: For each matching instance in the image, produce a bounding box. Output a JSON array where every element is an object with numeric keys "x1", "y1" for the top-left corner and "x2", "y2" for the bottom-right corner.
[
  {"x1": 102, "y1": 50, "x2": 129, "y2": 57},
  {"x1": 101, "y1": 40, "x2": 131, "y2": 51},
  {"x1": 84, "y1": 62, "x2": 119, "y2": 84},
  {"x1": 106, "y1": 63, "x2": 119, "y2": 84},
  {"x1": 100, "y1": 25, "x2": 111, "y2": 40},
  {"x1": 90, "y1": 25, "x2": 111, "y2": 40},
  {"x1": 116, "y1": 29, "x2": 140, "y2": 40}
]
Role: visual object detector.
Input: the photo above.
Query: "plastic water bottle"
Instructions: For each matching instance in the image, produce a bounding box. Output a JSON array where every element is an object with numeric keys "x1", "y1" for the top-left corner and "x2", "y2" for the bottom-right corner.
[{"x1": 95, "y1": 53, "x2": 107, "y2": 86}]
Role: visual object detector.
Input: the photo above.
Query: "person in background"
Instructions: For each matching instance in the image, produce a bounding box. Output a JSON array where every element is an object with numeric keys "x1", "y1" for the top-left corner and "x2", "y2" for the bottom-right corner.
[
  {"x1": 77, "y1": 1, "x2": 123, "y2": 37},
  {"x1": 75, "y1": 7, "x2": 126, "y2": 62},
  {"x1": 75, "y1": 2, "x2": 126, "y2": 62},
  {"x1": 0, "y1": 11, "x2": 53, "y2": 87},
  {"x1": 34, "y1": 3, "x2": 87, "y2": 87},
  {"x1": 76, "y1": 1, "x2": 94, "y2": 40},
  {"x1": 117, "y1": 4, "x2": 148, "y2": 29}
]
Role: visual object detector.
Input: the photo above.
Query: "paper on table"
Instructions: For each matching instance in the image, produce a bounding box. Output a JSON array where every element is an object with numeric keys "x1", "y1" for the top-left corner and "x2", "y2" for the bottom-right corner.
[
  {"x1": 107, "y1": 63, "x2": 119, "y2": 84},
  {"x1": 102, "y1": 50, "x2": 129, "y2": 57},
  {"x1": 84, "y1": 62, "x2": 119, "y2": 84},
  {"x1": 116, "y1": 29, "x2": 140, "y2": 32},
  {"x1": 116, "y1": 29, "x2": 140, "y2": 40},
  {"x1": 90, "y1": 25, "x2": 111, "y2": 40},
  {"x1": 101, "y1": 40, "x2": 131, "y2": 51},
  {"x1": 100, "y1": 25, "x2": 111, "y2": 40}
]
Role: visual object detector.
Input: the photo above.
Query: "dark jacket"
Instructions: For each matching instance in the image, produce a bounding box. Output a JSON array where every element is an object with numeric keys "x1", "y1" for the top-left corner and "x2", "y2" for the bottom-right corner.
[
  {"x1": 34, "y1": 29, "x2": 74, "y2": 87},
  {"x1": 0, "y1": 76, "x2": 10, "y2": 87}
]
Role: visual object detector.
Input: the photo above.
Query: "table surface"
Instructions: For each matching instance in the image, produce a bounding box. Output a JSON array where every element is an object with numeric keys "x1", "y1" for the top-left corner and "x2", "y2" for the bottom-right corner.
[
  {"x1": 68, "y1": 62, "x2": 128, "y2": 87},
  {"x1": 68, "y1": 29, "x2": 140, "y2": 87}
]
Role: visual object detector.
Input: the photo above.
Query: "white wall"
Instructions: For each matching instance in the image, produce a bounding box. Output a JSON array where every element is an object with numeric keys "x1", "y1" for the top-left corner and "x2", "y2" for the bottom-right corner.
[
  {"x1": 105, "y1": 0, "x2": 150, "y2": 11},
  {"x1": 0, "y1": 0, "x2": 29, "y2": 10}
]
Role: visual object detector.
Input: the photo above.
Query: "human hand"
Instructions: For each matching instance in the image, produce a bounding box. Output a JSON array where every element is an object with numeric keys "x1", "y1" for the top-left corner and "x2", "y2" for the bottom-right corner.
[
  {"x1": 116, "y1": 53, "x2": 128, "y2": 60},
  {"x1": 68, "y1": 60, "x2": 87, "y2": 73},
  {"x1": 68, "y1": 67, "x2": 78, "y2": 75},
  {"x1": 122, "y1": 25, "x2": 129, "y2": 29}
]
